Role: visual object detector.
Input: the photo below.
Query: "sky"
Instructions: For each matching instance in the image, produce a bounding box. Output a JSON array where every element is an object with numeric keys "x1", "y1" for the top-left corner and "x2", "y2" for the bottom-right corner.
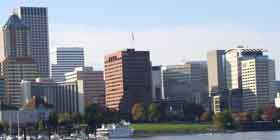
[{"x1": 1, "y1": 0, "x2": 280, "y2": 77}]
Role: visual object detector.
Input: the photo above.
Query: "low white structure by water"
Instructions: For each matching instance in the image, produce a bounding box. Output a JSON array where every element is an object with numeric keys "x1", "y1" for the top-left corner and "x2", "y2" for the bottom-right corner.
[{"x1": 275, "y1": 92, "x2": 280, "y2": 108}]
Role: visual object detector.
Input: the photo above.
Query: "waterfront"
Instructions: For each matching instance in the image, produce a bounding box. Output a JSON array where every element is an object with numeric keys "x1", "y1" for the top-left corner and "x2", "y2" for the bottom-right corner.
[{"x1": 117, "y1": 131, "x2": 280, "y2": 140}]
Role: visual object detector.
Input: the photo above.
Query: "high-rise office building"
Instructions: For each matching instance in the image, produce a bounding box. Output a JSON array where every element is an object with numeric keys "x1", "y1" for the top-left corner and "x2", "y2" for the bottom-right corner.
[
  {"x1": 163, "y1": 61, "x2": 208, "y2": 106},
  {"x1": 65, "y1": 67, "x2": 105, "y2": 105},
  {"x1": 241, "y1": 56, "x2": 275, "y2": 112},
  {"x1": 104, "y1": 49, "x2": 152, "y2": 113},
  {"x1": 14, "y1": 7, "x2": 50, "y2": 78},
  {"x1": 207, "y1": 50, "x2": 226, "y2": 96},
  {"x1": 0, "y1": 15, "x2": 38, "y2": 106},
  {"x1": 51, "y1": 47, "x2": 84, "y2": 82},
  {"x1": 151, "y1": 66, "x2": 165, "y2": 100}
]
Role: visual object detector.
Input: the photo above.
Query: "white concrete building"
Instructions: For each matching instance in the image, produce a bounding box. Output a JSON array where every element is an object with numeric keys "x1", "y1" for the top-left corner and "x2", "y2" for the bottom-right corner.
[
  {"x1": 241, "y1": 56, "x2": 275, "y2": 112},
  {"x1": 151, "y1": 66, "x2": 165, "y2": 100}
]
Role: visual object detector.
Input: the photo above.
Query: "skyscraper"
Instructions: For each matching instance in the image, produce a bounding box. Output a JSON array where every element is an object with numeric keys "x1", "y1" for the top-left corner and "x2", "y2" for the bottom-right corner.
[
  {"x1": 207, "y1": 50, "x2": 226, "y2": 96},
  {"x1": 151, "y1": 66, "x2": 165, "y2": 100},
  {"x1": 0, "y1": 15, "x2": 38, "y2": 106},
  {"x1": 51, "y1": 47, "x2": 84, "y2": 82},
  {"x1": 241, "y1": 56, "x2": 275, "y2": 112},
  {"x1": 104, "y1": 49, "x2": 152, "y2": 114},
  {"x1": 162, "y1": 61, "x2": 208, "y2": 106},
  {"x1": 14, "y1": 7, "x2": 50, "y2": 78}
]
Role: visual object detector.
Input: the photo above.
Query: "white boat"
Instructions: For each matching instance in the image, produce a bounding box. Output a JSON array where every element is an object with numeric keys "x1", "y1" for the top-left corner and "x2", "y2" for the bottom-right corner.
[
  {"x1": 96, "y1": 120, "x2": 134, "y2": 139},
  {"x1": 50, "y1": 134, "x2": 61, "y2": 140}
]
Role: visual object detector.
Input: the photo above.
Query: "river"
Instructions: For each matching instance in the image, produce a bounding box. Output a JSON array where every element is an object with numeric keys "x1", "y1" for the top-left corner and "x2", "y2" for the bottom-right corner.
[{"x1": 114, "y1": 131, "x2": 280, "y2": 140}]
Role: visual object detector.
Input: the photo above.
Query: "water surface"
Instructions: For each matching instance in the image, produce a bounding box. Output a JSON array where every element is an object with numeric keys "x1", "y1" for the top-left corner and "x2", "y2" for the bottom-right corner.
[{"x1": 114, "y1": 131, "x2": 280, "y2": 140}]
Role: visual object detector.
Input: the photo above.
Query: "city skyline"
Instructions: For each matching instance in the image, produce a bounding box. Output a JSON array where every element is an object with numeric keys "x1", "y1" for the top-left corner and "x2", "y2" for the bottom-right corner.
[{"x1": 1, "y1": 1, "x2": 280, "y2": 79}]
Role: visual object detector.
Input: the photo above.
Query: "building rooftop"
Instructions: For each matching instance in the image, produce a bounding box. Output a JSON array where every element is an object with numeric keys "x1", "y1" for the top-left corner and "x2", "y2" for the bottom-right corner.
[{"x1": 3, "y1": 14, "x2": 29, "y2": 30}]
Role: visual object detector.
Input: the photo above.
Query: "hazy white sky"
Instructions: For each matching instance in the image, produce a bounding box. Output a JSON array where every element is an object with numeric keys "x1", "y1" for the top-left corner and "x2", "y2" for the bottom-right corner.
[
  {"x1": 1, "y1": 1, "x2": 280, "y2": 78},
  {"x1": 49, "y1": 24, "x2": 280, "y2": 79}
]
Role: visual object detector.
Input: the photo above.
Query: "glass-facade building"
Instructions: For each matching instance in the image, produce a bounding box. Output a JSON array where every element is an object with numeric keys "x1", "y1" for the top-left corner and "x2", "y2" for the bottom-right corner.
[{"x1": 15, "y1": 7, "x2": 50, "y2": 78}]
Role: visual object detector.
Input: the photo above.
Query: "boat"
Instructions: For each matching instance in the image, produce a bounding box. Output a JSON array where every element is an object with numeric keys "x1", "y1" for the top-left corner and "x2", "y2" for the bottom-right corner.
[
  {"x1": 96, "y1": 120, "x2": 134, "y2": 139},
  {"x1": 50, "y1": 134, "x2": 61, "y2": 140}
]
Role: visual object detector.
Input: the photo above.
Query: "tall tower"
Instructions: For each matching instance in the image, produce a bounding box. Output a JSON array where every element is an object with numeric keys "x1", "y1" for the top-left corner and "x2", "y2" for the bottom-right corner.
[
  {"x1": 207, "y1": 50, "x2": 226, "y2": 96},
  {"x1": 104, "y1": 49, "x2": 152, "y2": 114},
  {"x1": 51, "y1": 47, "x2": 84, "y2": 82},
  {"x1": 0, "y1": 15, "x2": 38, "y2": 106},
  {"x1": 241, "y1": 56, "x2": 275, "y2": 112},
  {"x1": 14, "y1": 7, "x2": 50, "y2": 78}
]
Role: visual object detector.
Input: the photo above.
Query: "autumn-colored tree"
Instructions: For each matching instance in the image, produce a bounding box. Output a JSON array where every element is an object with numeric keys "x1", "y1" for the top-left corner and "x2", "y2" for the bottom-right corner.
[
  {"x1": 263, "y1": 104, "x2": 277, "y2": 121},
  {"x1": 200, "y1": 112, "x2": 212, "y2": 122},
  {"x1": 131, "y1": 103, "x2": 146, "y2": 122}
]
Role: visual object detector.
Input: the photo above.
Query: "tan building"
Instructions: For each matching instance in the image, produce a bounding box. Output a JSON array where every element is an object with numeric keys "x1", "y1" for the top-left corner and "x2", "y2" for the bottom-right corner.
[
  {"x1": 104, "y1": 49, "x2": 152, "y2": 113},
  {"x1": 65, "y1": 67, "x2": 105, "y2": 105},
  {"x1": 0, "y1": 15, "x2": 38, "y2": 107},
  {"x1": 241, "y1": 56, "x2": 275, "y2": 112}
]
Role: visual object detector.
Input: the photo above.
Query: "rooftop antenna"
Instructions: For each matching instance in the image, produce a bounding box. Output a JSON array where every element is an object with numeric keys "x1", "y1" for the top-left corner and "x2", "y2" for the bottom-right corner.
[{"x1": 129, "y1": 32, "x2": 135, "y2": 49}]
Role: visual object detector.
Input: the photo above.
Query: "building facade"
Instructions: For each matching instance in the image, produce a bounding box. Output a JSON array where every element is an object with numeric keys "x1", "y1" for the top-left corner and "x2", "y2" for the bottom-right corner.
[
  {"x1": 14, "y1": 7, "x2": 50, "y2": 78},
  {"x1": 241, "y1": 56, "x2": 275, "y2": 112},
  {"x1": 162, "y1": 61, "x2": 208, "y2": 106},
  {"x1": 0, "y1": 15, "x2": 38, "y2": 107},
  {"x1": 207, "y1": 50, "x2": 227, "y2": 96},
  {"x1": 151, "y1": 66, "x2": 165, "y2": 100},
  {"x1": 51, "y1": 47, "x2": 84, "y2": 82},
  {"x1": 270, "y1": 81, "x2": 280, "y2": 103},
  {"x1": 21, "y1": 78, "x2": 85, "y2": 114},
  {"x1": 104, "y1": 49, "x2": 152, "y2": 113},
  {"x1": 65, "y1": 67, "x2": 105, "y2": 105}
]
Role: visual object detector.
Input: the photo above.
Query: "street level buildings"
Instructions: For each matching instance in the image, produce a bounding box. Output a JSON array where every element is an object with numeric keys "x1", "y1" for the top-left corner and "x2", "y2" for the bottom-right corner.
[
  {"x1": 65, "y1": 67, "x2": 105, "y2": 105},
  {"x1": 51, "y1": 47, "x2": 84, "y2": 82},
  {"x1": 14, "y1": 7, "x2": 50, "y2": 78},
  {"x1": 21, "y1": 78, "x2": 85, "y2": 114},
  {"x1": 104, "y1": 49, "x2": 152, "y2": 113}
]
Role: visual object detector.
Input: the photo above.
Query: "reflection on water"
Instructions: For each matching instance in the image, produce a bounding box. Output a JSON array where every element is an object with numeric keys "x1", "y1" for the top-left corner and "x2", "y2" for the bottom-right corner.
[{"x1": 114, "y1": 131, "x2": 280, "y2": 140}]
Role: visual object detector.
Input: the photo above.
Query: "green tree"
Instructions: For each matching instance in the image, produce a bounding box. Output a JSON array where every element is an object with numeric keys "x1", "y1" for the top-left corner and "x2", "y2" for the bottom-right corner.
[
  {"x1": 48, "y1": 112, "x2": 58, "y2": 128},
  {"x1": 183, "y1": 102, "x2": 205, "y2": 122},
  {"x1": 147, "y1": 103, "x2": 162, "y2": 122},
  {"x1": 84, "y1": 103, "x2": 105, "y2": 128},
  {"x1": 213, "y1": 110, "x2": 238, "y2": 130},
  {"x1": 131, "y1": 103, "x2": 146, "y2": 122},
  {"x1": 58, "y1": 113, "x2": 72, "y2": 126},
  {"x1": 71, "y1": 112, "x2": 84, "y2": 124},
  {"x1": 37, "y1": 120, "x2": 45, "y2": 131}
]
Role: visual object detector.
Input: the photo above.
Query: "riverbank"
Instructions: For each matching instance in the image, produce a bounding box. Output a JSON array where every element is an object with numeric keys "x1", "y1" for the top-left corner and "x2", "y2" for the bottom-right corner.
[{"x1": 131, "y1": 123, "x2": 212, "y2": 137}]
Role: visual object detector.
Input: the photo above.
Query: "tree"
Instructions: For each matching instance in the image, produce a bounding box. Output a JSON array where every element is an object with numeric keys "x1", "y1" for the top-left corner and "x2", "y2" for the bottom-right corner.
[
  {"x1": 58, "y1": 113, "x2": 72, "y2": 126},
  {"x1": 131, "y1": 103, "x2": 146, "y2": 122},
  {"x1": 200, "y1": 112, "x2": 212, "y2": 122},
  {"x1": 147, "y1": 103, "x2": 162, "y2": 122},
  {"x1": 213, "y1": 110, "x2": 238, "y2": 130},
  {"x1": 183, "y1": 102, "x2": 205, "y2": 122},
  {"x1": 71, "y1": 112, "x2": 84, "y2": 124},
  {"x1": 263, "y1": 104, "x2": 276, "y2": 121},
  {"x1": 48, "y1": 112, "x2": 58, "y2": 128},
  {"x1": 37, "y1": 120, "x2": 45, "y2": 131},
  {"x1": 84, "y1": 103, "x2": 106, "y2": 129},
  {"x1": 253, "y1": 108, "x2": 264, "y2": 121}
]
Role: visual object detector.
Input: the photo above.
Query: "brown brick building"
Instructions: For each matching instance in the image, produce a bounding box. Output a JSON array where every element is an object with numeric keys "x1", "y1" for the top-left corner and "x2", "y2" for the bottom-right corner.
[{"x1": 104, "y1": 49, "x2": 152, "y2": 114}]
